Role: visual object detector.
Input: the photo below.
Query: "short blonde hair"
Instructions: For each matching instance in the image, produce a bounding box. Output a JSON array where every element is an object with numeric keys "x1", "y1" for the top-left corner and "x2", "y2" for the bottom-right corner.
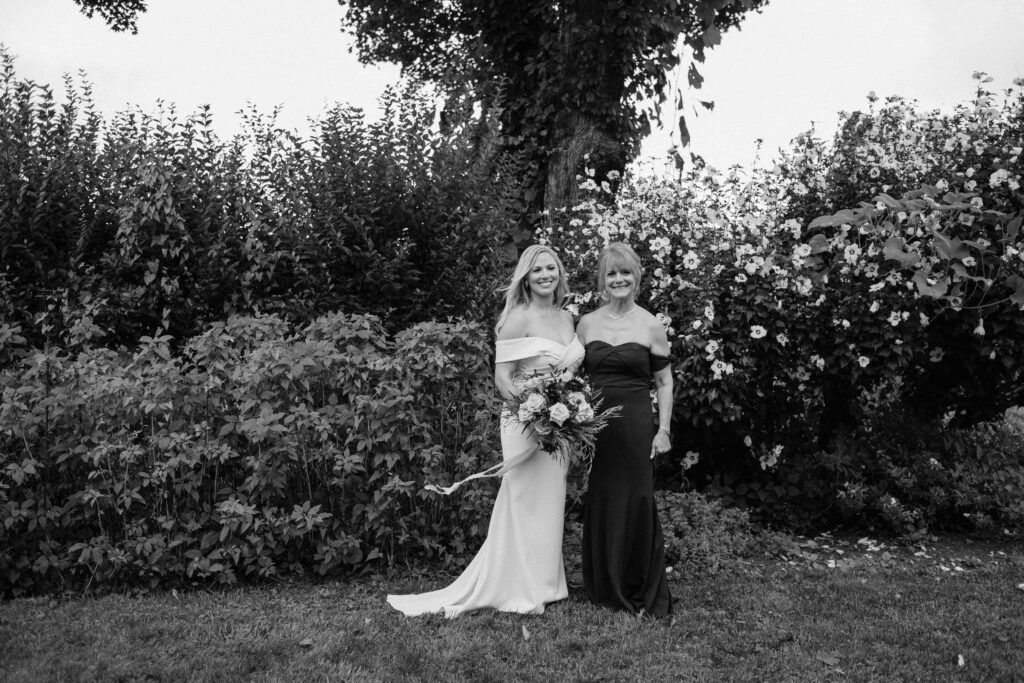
[
  {"x1": 596, "y1": 242, "x2": 643, "y2": 298},
  {"x1": 495, "y1": 245, "x2": 570, "y2": 333}
]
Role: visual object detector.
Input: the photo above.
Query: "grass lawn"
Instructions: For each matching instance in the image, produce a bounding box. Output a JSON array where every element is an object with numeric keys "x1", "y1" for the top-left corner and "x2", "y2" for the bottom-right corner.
[{"x1": 2, "y1": 534, "x2": 1022, "y2": 682}]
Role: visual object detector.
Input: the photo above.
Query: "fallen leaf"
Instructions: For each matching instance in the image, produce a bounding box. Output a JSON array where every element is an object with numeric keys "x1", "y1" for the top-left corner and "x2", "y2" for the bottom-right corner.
[
  {"x1": 816, "y1": 652, "x2": 840, "y2": 666},
  {"x1": 958, "y1": 654, "x2": 965, "y2": 667},
  {"x1": 522, "y1": 625, "x2": 531, "y2": 641},
  {"x1": 300, "y1": 638, "x2": 313, "y2": 648}
]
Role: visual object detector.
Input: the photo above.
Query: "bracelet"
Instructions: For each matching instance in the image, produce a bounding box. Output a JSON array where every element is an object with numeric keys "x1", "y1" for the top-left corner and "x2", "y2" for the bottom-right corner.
[{"x1": 657, "y1": 427, "x2": 670, "y2": 435}]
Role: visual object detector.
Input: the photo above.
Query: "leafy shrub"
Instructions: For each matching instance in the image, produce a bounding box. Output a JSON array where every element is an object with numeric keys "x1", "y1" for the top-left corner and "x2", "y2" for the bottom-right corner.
[
  {"x1": 0, "y1": 48, "x2": 521, "y2": 352},
  {"x1": 702, "y1": 406, "x2": 1024, "y2": 535},
  {"x1": 656, "y1": 491, "x2": 761, "y2": 577},
  {"x1": 0, "y1": 313, "x2": 504, "y2": 596}
]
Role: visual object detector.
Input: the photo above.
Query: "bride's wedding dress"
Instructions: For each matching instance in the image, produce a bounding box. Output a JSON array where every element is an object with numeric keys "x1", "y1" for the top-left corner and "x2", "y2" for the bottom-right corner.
[{"x1": 386, "y1": 335, "x2": 585, "y2": 618}]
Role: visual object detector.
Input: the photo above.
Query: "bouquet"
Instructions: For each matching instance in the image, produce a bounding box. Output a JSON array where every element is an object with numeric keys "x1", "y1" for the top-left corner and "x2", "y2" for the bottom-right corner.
[{"x1": 504, "y1": 366, "x2": 620, "y2": 467}]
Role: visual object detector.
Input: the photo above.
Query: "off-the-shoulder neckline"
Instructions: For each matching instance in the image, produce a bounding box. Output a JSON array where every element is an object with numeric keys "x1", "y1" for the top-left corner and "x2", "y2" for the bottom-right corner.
[{"x1": 497, "y1": 334, "x2": 580, "y2": 347}]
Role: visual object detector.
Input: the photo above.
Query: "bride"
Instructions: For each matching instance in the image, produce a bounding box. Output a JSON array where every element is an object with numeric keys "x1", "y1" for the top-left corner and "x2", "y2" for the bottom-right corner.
[{"x1": 387, "y1": 245, "x2": 584, "y2": 617}]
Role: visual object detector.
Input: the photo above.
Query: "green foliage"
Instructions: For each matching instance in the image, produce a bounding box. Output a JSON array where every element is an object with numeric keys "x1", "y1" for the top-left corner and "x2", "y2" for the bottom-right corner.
[
  {"x1": 828, "y1": 409, "x2": 1024, "y2": 534},
  {"x1": 71, "y1": 0, "x2": 146, "y2": 33},
  {"x1": 0, "y1": 50, "x2": 518, "y2": 351},
  {"x1": 541, "y1": 77, "x2": 1024, "y2": 532},
  {"x1": 0, "y1": 313, "x2": 503, "y2": 596},
  {"x1": 656, "y1": 490, "x2": 761, "y2": 576},
  {"x1": 341, "y1": 0, "x2": 766, "y2": 214}
]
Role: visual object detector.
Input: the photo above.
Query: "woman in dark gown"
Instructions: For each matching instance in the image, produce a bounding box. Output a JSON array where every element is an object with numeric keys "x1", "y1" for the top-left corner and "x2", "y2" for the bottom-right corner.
[{"x1": 576, "y1": 242, "x2": 673, "y2": 618}]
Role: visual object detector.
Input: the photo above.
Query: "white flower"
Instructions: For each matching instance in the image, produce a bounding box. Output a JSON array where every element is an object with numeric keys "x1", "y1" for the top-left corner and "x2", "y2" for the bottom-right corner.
[
  {"x1": 887, "y1": 311, "x2": 902, "y2": 327},
  {"x1": 973, "y1": 319, "x2": 985, "y2": 336},
  {"x1": 795, "y1": 244, "x2": 812, "y2": 258},
  {"x1": 682, "y1": 251, "x2": 700, "y2": 269},
  {"x1": 970, "y1": 197, "x2": 983, "y2": 210},
  {"x1": 703, "y1": 303, "x2": 715, "y2": 321},
  {"x1": 518, "y1": 406, "x2": 534, "y2": 422},
  {"x1": 566, "y1": 391, "x2": 586, "y2": 407},
  {"x1": 935, "y1": 179, "x2": 949, "y2": 191},
  {"x1": 548, "y1": 402, "x2": 571, "y2": 426},
  {"x1": 776, "y1": 333, "x2": 789, "y2": 346},
  {"x1": 705, "y1": 340, "x2": 720, "y2": 355},
  {"x1": 750, "y1": 325, "x2": 767, "y2": 339},
  {"x1": 682, "y1": 451, "x2": 700, "y2": 469},
  {"x1": 734, "y1": 273, "x2": 748, "y2": 284},
  {"x1": 990, "y1": 168, "x2": 1011, "y2": 187},
  {"x1": 841, "y1": 319, "x2": 851, "y2": 329},
  {"x1": 743, "y1": 435, "x2": 752, "y2": 447},
  {"x1": 692, "y1": 320, "x2": 703, "y2": 330},
  {"x1": 843, "y1": 243, "x2": 862, "y2": 265},
  {"x1": 869, "y1": 301, "x2": 880, "y2": 313},
  {"x1": 920, "y1": 313, "x2": 930, "y2": 327},
  {"x1": 857, "y1": 356, "x2": 870, "y2": 368},
  {"x1": 812, "y1": 355, "x2": 825, "y2": 370},
  {"x1": 760, "y1": 444, "x2": 783, "y2": 470},
  {"x1": 656, "y1": 312, "x2": 672, "y2": 330},
  {"x1": 523, "y1": 392, "x2": 547, "y2": 413},
  {"x1": 869, "y1": 282, "x2": 885, "y2": 293},
  {"x1": 575, "y1": 403, "x2": 595, "y2": 423}
]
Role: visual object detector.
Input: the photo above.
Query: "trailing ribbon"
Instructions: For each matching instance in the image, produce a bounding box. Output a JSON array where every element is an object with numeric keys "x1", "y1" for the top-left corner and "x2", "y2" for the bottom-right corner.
[{"x1": 424, "y1": 441, "x2": 539, "y2": 496}]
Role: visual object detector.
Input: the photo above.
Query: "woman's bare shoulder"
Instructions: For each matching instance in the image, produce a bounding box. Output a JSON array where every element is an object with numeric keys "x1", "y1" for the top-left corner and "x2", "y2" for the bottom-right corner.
[
  {"x1": 497, "y1": 306, "x2": 530, "y2": 340},
  {"x1": 640, "y1": 309, "x2": 670, "y2": 353}
]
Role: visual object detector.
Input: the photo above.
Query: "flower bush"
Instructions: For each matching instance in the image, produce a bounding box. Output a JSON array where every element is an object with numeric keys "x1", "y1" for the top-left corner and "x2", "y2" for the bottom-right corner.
[
  {"x1": 541, "y1": 75, "x2": 1024, "y2": 531},
  {"x1": 0, "y1": 313, "x2": 503, "y2": 596}
]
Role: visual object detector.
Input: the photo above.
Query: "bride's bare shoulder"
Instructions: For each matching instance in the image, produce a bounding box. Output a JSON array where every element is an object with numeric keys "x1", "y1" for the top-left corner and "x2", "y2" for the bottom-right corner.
[{"x1": 497, "y1": 306, "x2": 530, "y2": 340}]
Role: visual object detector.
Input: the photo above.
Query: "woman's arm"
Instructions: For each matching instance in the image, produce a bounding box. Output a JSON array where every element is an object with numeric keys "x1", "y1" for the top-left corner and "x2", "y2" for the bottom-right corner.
[
  {"x1": 494, "y1": 308, "x2": 527, "y2": 401},
  {"x1": 650, "y1": 318, "x2": 673, "y2": 457},
  {"x1": 495, "y1": 360, "x2": 519, "y2": 401}
]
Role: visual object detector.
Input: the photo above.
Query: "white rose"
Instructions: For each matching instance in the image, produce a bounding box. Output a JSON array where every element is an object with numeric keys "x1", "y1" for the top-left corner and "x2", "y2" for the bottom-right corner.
[
  {"x1": 523, "y1": 392, "x2": 547, "y2": 413},
  {"x1": 575, "y1": 403, "x2": 595, "y2": 423},
  {"x1": 549, "y1": 402, "x2": 571, "y2": 426}
]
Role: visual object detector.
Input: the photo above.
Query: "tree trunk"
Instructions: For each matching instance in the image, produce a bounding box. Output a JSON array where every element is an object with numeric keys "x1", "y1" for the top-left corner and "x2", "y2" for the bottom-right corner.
[{"x1": 543, "y1": 113, "x2": 625, "y2": 225}]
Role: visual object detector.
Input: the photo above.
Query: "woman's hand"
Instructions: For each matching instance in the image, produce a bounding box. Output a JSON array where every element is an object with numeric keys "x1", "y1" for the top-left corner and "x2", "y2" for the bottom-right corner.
[{"x1": 650, "y1": 427, "x2": 671, "y2": 459}]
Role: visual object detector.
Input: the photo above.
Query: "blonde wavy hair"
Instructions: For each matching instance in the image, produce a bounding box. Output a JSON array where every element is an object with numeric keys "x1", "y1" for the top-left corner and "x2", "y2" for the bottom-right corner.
[{"x1": 495, "y1": 245, "x2": 570, "y2": 333}]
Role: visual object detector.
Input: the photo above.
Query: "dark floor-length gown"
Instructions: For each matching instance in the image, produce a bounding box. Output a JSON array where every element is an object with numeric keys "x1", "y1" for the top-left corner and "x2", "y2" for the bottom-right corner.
[{"x1": 582, "y1": 341, "x2": 672, "y2": 617}]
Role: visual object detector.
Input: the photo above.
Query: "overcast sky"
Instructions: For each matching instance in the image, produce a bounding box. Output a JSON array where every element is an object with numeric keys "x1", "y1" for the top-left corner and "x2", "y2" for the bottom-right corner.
[{"x1": 2, "y1": 0, "x2": 1023, "y2": 170}]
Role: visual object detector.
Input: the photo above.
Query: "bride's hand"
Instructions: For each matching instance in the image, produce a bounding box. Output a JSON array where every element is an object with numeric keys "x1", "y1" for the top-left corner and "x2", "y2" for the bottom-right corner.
[{"x1": 650, "y1": 428, "x2": 671, "y2": 459}]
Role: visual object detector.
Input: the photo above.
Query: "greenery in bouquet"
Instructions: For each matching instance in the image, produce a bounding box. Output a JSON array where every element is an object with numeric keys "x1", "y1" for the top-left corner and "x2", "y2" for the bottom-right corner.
[{"x1": 504, "y1": 367, "x2": 620, "y2": 467}]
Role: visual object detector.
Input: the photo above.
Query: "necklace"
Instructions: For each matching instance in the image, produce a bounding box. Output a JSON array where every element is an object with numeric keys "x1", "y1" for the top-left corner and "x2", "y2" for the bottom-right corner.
[{"x1": 606, "y1": 304, "x2": 636, "y2": 320}]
